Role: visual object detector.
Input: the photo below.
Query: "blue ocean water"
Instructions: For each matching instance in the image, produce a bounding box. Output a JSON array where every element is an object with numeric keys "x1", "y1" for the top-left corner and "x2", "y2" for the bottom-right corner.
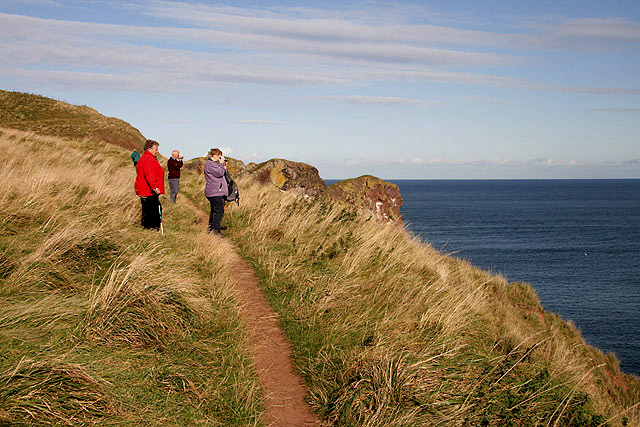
[{"x1": 387, "y1": 179, "x2": 640, "y2": 377}]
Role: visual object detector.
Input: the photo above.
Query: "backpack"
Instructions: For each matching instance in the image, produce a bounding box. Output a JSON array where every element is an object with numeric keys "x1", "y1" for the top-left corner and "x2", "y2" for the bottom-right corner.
[{"x1": 224, "y1": 169, "x2": 240, "y2": 205}]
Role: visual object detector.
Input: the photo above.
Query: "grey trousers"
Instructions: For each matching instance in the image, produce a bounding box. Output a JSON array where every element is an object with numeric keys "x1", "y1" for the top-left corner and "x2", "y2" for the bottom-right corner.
[{"x1": 169, "y1": 178, "x2": 180, "y2": 203}]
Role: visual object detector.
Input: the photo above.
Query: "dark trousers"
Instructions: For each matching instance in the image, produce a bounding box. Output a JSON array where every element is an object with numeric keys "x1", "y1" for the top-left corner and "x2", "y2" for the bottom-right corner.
[
  {"x1": 140, "y1": 195, "x2": 161, "y2": 229},
  {"x1": 207, "y1": 196, "x2": 225, "y2": 232}
]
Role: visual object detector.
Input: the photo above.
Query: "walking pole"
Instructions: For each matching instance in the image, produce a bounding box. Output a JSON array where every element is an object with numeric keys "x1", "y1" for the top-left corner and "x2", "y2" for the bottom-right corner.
[{"x1": 158, "y1": 202, "x2": 164, "y2": 235}]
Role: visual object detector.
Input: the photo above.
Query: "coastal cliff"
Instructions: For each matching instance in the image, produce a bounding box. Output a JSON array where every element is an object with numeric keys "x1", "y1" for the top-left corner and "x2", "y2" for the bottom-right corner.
[
  {"x1": 328, "y1": 175, "x2": 403, "y2": 222},
  {"x1": 1, "y1": 91, "x2": 638, "y2": 426},
  {"x1": 186, "y1": 155, "x2": 405, "y2": 222}
]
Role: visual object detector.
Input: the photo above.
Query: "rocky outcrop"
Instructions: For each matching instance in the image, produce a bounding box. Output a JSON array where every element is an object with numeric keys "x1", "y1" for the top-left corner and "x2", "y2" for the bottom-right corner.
[
  {"x1": 185, "y1": 155, "x2": 403, "y2": 222},
  {"x1": 224, "y1": 157, "x2": 247, "y2": 177},
  {"x1": 248, "y1": 159, "x2": 328, "y2": 198},
  {"x1": 182, "y1": 156, "x2": 206, "y2": 174},
  {"x1": 183, "y1": 156, "x2": 246, "y2": 177},
  {"x1": 328, "y1": 175, "x2": 403, "y2": 222}
]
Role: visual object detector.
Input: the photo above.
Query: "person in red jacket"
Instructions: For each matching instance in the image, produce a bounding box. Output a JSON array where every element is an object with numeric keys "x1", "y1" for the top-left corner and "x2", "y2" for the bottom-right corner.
[{"x1": 135, "y1": 139, "x2": 165, "y2": 230}]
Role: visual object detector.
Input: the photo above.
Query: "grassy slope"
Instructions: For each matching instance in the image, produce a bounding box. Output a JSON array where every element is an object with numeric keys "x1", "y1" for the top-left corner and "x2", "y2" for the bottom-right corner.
[
  {"x1": 181, "y1": 173, "x2": 640, "y2": 426},
  {"x1": 1, "y1": 88, "x2": 639, "y2": 425},
  {"x1": 0, "y1": 128, "x2": 262, "y2": 425},
  {"x1": 0, "y1": 90, "x2": 145, "y2": 151}
]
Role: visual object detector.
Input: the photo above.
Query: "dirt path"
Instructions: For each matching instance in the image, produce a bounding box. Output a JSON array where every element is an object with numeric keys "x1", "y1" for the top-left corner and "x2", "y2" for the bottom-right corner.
[
  {"x1": 182, "y1": 197, "x2": 321, "y2": 426},
  {"x1": 225, "y1": 248, "x2": 320, "y2": 426}
]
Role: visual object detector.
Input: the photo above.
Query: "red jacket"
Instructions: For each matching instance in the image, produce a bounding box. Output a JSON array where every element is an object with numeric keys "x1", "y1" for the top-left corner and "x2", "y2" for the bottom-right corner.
[{"x1": 135, "y1": 150, "x2": 165, "y2": 196}]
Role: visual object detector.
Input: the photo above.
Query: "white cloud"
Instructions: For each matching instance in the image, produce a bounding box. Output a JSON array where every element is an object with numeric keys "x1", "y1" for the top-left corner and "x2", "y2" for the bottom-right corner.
[
  {"x1": 554, "y1": 18, "x2": 640, "y2": 43},
  {"x1": 345, "y1": 158, "x2": 365, "y2": 166},
  {"x1": 0, "y1": 11, "x2": 515, "y2": 69},
  {"x1": 532, "y1": 158, "x2": 595, "y2": 167},
  {"x1": 534, "y1": 158, "x2": 556, "y2": 166},
  {"x1": 586, "y1": 108, "x2": 640, "y2": 113},
  {"x1": 321, "y1": 156, "x2": 640, "y2": 175},
  {"x1": 600, "y1": 158, "x2": 640, "y2": 166},
  {"x1": 144, "y1": 2, "x2": 640, "y2": 51},
  {"x1": 536, "y1": 85, "x2": 640, "y2": 95},
  {"x1": 242, "y1": 152, "x2": 263, "y2": 162},
  {"x1": 238, "y1": 120, "x2": 285, "y2": 125},
  {"x1": 1, "y1": 6, "x2": 639, "y2": 94},
  {"x1": 3, "y1": 0, "x2": 61, "y2": 5},
  {"x1": 142, "y1": 2, "x2": 516, "y2": 48},
  {"x1": 162, "y1": 119, "x2": 202, "y2": 125},
  {"x1": 326, "y1": 95, "x2": 424, "y2": 106}
]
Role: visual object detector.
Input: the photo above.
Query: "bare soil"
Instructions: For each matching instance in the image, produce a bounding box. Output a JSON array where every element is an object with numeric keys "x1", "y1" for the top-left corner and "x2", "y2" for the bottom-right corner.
[
  {"x1": 182, "y1": 196, "x2": 321, "y2": 426},
  {"x1": 225, "y1": 246, "x2": 321, "y2": 426}
]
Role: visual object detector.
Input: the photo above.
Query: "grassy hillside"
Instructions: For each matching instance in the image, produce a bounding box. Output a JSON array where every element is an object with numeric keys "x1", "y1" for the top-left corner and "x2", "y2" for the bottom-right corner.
[
  {"x1": 0, "y1": 128, "x2": 261, "y2": 425},
  {"x1": 1, "y1": 90, "x2": 639, "y2": 425},
  {"x1": 181, "y1": 173, "x2": 640, "y2": 426},
  {"x1": 0, "y1": 90, "x2": 145, "y2": 150}
]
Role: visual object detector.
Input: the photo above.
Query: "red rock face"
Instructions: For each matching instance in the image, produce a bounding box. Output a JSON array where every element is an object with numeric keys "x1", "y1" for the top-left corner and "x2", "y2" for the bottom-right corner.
[{"x1": 328, "y1": 175, "x2": 404, "y2": 222}]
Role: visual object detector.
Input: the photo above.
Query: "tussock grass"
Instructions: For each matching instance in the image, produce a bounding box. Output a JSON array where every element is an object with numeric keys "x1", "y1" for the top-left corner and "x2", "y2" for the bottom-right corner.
[
  {"x1": 84, "y1": 245, "x2": 209, "y2": 349},
  {"x1": 0, "y1": 358, "x2": 116, "y2": 425},
  {"x1": 0, "y1": 128, "x2": 262, "y2": 425},
  {"x1": 182, "y1": 173, "x2": 640, "y2": 426},
  {"x1": 4, "y1": 118, "x2": 637, "y2": 425}
]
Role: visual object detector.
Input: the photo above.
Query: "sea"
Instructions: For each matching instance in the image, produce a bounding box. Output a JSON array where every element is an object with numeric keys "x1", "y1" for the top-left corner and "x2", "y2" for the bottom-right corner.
[{"x1": 328, "y1": 179, "x2": 640, "y2": 377}]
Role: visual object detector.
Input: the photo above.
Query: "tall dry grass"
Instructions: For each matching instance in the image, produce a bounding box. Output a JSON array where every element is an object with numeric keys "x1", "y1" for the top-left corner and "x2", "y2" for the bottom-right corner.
[
  {"x1": 84, "y1": 244, "x2": 209, "y2": 348},
  {"x1": 0, "y1": 128, "x2": 262, "y2": 425},
  {"x1": 188, "y1": 173, "x2": 640, "y2": 426},
  {"x1": 0, "y1": 358, "x2": 116, "y2": 425}
]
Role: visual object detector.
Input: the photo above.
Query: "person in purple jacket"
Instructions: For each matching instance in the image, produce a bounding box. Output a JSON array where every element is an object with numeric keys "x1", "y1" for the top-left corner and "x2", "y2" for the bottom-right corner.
[{"x1": 204, "y1": 148, "x2": 228, "y2": 234}]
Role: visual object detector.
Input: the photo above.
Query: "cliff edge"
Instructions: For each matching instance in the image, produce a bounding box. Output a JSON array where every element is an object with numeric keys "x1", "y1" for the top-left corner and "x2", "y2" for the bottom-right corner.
[{"x1": 328, "y1": 175, "x2": 403, "y2": 222}]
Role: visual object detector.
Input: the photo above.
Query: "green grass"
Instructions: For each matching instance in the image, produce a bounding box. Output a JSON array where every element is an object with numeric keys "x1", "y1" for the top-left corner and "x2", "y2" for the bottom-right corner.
[
  {"x1": 2, "y1": 111, "x2": 639, "y2": 426},
  {"x1": 177, "y1": 172, "x2": 640, "y2": 426},
  {"x1": 0, "y1": 90, "x2": 145, "y2": 150},
  {"x1": 0, "y1": 128, "x2": 262, "y2": 425}
]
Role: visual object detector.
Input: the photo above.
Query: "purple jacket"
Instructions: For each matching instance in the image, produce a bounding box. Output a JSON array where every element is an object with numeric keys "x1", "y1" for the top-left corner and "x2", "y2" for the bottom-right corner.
[{"x1": 204, "y1": 158, "x2": 228, "y2": 197}]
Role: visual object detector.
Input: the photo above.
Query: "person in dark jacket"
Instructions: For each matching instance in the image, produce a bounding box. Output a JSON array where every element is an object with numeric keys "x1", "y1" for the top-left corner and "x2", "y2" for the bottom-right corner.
[
  {"x1": 167, "y1": 149, "x2": 184, "y2": 203},
  {"x1": 135, "y1": 140, "x2": 165, "y2": 230},
  {"x1": 204, "y1": 148, "x2": 228, "y2": 234}
]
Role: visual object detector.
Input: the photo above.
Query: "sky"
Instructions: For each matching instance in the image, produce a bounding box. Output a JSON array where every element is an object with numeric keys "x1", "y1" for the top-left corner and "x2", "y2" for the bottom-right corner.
[{"x1": 1, "y1": 0, "x2": 639, "y2": 179}]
